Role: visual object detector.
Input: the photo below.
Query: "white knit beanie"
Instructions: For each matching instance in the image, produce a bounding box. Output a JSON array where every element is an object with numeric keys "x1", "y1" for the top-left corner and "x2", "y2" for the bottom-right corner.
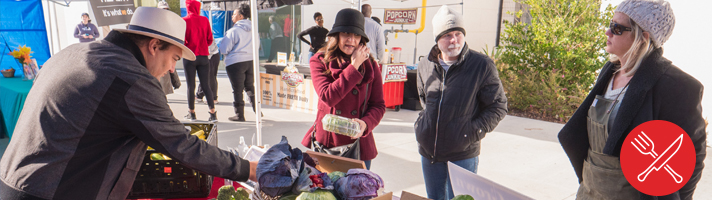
[
  {"x1": 615, "y1": 0, "x2": 675, "y2": 48},
  {"x1": 157, "y1": 1, "x2": 170, "y2": 9},
  {"x1": 432, "y1": 5, "x2": 465, "y2": 42}
]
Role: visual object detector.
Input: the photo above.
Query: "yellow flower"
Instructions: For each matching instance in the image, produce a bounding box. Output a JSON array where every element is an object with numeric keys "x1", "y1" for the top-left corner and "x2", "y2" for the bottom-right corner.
[
  {"x1": 8, "y1": 45, "x2": 33, "y2": 64},
  {"x1": 19, "y1": 45, "x2": 32, "y2": 56}
]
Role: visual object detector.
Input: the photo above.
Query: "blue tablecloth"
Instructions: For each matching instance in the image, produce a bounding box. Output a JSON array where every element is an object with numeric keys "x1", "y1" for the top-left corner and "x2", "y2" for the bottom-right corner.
[{"x1": 0, "y1": 76, "x2": 32, "y2": 138}]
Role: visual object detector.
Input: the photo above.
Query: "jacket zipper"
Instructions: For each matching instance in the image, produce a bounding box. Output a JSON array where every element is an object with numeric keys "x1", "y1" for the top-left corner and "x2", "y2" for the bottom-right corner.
[{"x1": 432, "y1": 68, "x2": 447, "y2": 163}]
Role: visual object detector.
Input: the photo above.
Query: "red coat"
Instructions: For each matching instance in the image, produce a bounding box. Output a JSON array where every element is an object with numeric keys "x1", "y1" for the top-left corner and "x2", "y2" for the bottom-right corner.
[
  {"x1": 301, "y1": 53, "x2": 386, "y2": 161},
  {"x1": 183, "y1": 0, "x2": 213, "y2": 56}
]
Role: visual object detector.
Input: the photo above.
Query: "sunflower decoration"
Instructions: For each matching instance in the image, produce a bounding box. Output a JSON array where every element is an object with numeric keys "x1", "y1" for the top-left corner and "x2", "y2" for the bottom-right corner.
[{"x1": 9, "y1": 45, "x2": 33, "y2": 65}]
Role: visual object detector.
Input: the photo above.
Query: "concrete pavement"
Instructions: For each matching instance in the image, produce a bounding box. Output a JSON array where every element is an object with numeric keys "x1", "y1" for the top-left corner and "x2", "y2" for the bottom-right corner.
[
  {"x1": 164, "y1": 71, "x2": 712, "y2": 199},
  {"x1": 1, "y1": 71, "x2": 709, "y2": 199}
]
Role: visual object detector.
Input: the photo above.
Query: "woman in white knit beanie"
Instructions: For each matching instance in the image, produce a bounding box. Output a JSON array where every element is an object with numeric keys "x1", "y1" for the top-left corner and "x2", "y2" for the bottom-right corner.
[{"x1": 558, "y1": 0, "x2": 706, "y2": 199}]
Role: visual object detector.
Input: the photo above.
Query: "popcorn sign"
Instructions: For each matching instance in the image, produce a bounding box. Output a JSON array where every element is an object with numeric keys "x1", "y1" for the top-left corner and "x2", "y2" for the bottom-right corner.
[
  {"x1": 384, "y1": 9, "x2": 418, "y2": 24},
  {"x1": 382, "y1": 64, "x2": 408, "y2": 82}
]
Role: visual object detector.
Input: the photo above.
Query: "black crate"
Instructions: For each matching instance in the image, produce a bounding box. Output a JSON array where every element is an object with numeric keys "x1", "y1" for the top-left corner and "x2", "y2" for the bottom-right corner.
[{"x1": 126, "y1": 122, "x2": 217, "y2": 199}]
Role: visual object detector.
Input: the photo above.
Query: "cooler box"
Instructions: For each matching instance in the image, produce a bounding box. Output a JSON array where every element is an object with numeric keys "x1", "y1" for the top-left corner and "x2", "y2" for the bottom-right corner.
[
  {"x1": 383, "y1": 81, "x2": 404, "y2": 111},
  {"x1": 126, "y1": 122, "x2": 217, "y2": 199},
  {"x1": 381, "y1": 63, "x2": 408, "y2": 111}
]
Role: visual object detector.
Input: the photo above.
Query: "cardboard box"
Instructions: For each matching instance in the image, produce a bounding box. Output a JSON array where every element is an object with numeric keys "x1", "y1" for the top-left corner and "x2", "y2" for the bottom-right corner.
[
  {"x1": 400, "y1": 191, "x2": 430, "y2": 200},
  {"x1": 304, "y1": 150, "x2": 366, "y2": 173},
  {"x1": 371, "y1": 192, "x2": 393, "y2": 200}
]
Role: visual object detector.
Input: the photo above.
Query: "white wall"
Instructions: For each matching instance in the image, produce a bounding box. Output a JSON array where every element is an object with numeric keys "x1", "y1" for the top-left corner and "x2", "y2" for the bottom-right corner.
[
  {"x1": 302, "y1": 0, "x2": 482, "y2": 64},
  {"x1": 43, "y1": 0, "x2": 133, "y2": 55},
  {"x1": 602, "y1": 0, "x2": 712, "y2": 122}
]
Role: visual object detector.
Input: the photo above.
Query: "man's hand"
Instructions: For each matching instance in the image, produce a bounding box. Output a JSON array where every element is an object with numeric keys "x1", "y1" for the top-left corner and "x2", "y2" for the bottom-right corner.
[
  {"x1": 88, "y1": 35, "x2": 94, "y2": 39},
  {"x1": 249, "y1": 161, "x2": 258, "y2": 182}
]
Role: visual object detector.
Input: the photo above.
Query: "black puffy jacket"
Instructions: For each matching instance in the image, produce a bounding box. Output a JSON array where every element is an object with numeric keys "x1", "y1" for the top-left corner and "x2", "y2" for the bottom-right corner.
[{"x1": 415, "y1": 43, "x2": 508, "y2": 163}]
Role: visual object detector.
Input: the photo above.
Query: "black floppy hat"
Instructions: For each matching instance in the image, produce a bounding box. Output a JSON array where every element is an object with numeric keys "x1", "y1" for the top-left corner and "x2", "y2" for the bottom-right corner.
[{"x1": 327, "y1": 8, "x2": 369, "y2": 43}]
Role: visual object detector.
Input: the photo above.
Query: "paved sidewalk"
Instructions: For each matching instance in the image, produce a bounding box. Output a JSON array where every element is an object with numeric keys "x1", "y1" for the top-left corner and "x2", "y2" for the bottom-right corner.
[
  {"x1": 1, "y1": 71, "x2": 709, "y2": 199},
  {"x1": 166, "y1": 72, "x2": 711, "y2": 199}
]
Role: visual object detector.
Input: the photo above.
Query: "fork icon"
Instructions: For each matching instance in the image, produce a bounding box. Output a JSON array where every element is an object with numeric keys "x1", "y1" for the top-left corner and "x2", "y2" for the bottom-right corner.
[{"x1": 631, "y1": 131, "x2": 683, "y2": 183}]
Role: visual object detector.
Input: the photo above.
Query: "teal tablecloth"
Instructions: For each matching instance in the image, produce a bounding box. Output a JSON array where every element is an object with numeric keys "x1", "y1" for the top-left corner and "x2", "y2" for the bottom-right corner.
[{"x1": 0, "y1": 76, "x2": 32, "y2": 138}]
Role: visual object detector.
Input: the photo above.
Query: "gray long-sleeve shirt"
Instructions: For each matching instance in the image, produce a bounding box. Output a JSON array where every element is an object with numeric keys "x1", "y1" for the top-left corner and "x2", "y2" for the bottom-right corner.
[
  {"x1": 269, "y1": 22, "x2": 284, "y2": 39},
  {"x1": 0, "y1": 31, "x2": 250, "y2": 200}
]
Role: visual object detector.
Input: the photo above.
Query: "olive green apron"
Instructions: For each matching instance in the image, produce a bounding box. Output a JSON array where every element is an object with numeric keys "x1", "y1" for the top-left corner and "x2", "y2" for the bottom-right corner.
[{"x1": 576, "y1": 83, "x2": 638, "y2": 200}]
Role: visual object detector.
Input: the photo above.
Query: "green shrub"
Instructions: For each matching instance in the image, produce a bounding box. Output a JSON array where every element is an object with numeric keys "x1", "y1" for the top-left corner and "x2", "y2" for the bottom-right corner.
[{"x1": 494, "y1": 0, "x2": 614, "y2": 122}]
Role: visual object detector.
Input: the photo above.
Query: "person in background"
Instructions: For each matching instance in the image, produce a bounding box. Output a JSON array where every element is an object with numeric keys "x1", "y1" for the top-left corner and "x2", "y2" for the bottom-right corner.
[
  {"x1": 196, "y1": 31, "x2": 221, "y2": 105},
  {"x1": 267, "y1": 15, "x2": 285, "y2": 63},
  {"x1": 0, "y1": 7, "x2": 256, "y2": 199},
  {"x1": 297, "y1": 12, "x2": 329, "y2": 59},
  {"x1": 283, "y1": 14, "x2": 293, "y2": 56},
  {"x1": 157, "y1": 0, "x2": 180, "y2": 95},
  {"x1": 415, "y1": 5, "x2": 507, "y2": 200},
  {"x1": 183, "y1": 0, "x2": 217, "y2": 122},
  {"x1": 219, "y1": 4, "x2": 261, "y2": 121},
  {"x1": 74, "y1": 13, "x2": 100, "y2": 43},
  {"x1": 371, "y1": 16, "x2": 381, "y2": 26},
  {"x1": 301, "y1": 9, "x2": 385, "y2": 170},
  {"x1": 558, "y1": 0, "x2": 706, "y2": 199},
  {"x1": 361, "y1": 4, "x2": 386, "y2": 63}
]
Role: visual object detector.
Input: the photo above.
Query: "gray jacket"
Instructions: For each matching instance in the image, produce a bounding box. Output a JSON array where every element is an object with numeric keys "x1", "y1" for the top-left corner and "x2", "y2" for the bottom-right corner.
[
  {"x1": 415, "y1": 43, "x2": 508, "y2": 162},
  {"x1": 0, "y1": 31, "x2": 250, "y2": 200}
]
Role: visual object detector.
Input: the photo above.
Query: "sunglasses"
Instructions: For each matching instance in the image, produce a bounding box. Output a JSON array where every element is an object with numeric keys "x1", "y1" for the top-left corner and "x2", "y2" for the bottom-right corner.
[
  {"x1": 316, "y1": 19, "x2": 323, "y2": 22},
  {"x1": 609, "y1": 22, "x2": 632, "y2": 35}
]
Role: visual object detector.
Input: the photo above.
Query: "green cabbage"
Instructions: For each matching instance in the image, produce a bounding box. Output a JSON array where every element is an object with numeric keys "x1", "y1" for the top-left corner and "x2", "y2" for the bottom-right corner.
[
  {"x1": 295, "y1": 189, "x2": 337, "y2": 200},
  {"x1": 452, "y1": 195, "x2": 474, "y2": 200}
]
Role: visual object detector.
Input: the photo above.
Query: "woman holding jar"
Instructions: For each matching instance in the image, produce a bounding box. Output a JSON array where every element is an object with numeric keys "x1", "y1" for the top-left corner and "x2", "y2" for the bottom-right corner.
[{"x1": 301, "y1": 8, "x2": 386, "y2": 170}]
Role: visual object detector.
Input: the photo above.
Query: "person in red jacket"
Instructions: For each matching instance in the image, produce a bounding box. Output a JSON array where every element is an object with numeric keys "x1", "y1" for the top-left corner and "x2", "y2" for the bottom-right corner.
[
  {"x1": 183, "y1": 0, "x2": 217, "y2": 122},
  {"x1": 301, "y1": 8, "x2": 385, "y2": 170}
]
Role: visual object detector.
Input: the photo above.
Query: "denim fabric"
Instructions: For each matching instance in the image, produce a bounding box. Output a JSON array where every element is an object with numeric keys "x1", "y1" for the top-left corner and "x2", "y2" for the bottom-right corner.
[
  {"x1": 421, "y1": 156, "x2": 479, "y2": 200},
  {"x1": 364, "y1": 160, "x2": 371, "y2": 170}
]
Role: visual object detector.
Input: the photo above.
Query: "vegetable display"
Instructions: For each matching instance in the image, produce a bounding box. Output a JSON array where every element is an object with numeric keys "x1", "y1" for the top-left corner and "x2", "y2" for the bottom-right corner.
[{"x1": 254, "y1": 136, "x2": 385, "y2": 200}]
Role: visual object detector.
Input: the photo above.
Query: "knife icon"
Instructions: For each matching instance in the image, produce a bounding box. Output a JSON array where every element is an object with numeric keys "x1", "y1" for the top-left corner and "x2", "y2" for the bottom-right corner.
[{"x1": 638, "y1": 134, "x2": 684, "y2": 182}]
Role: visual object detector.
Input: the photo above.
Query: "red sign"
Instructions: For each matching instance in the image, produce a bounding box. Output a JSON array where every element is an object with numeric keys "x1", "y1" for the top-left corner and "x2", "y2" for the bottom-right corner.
[
  {"x1": 164, "y1": 167, "x2": 172, "y2": 174},
  {"x1": 382, "y1": 64, "x2": 407, "y2": 82},
  {"x1": 620, "y1": 120, "x2": 696, "y2": 196},
  {"x1": 384, "y1": 9, "x2": 418, "y2": 24}
]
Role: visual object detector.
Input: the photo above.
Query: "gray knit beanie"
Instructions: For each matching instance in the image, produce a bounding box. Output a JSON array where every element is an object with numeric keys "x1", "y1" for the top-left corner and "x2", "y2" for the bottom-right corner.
[
  {"x1": 432, "y1": 5, "x2": 466, "y2": 42},
  {"x1": 615, "y1": 0, "x2": 675, "y2": 48}
]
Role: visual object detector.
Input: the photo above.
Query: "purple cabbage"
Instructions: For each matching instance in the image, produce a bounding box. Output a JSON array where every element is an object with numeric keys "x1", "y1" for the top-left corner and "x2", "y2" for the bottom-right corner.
[
  {"x1": 257, "y1": 136, "x2": 304, "y2": 197},
  {"x1": 334, "y1": 169, "x2": 384, "y2": 200}
]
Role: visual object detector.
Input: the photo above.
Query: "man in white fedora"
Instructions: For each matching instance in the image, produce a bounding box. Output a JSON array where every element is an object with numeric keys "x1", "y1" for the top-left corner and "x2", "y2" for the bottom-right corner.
[{"x1": 0, "y1": 7, "x2": 256, "y2": 200}]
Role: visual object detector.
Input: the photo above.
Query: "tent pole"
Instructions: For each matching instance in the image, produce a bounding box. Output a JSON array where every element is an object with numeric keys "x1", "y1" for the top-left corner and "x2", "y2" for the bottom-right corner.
[{"x1": 249, "y1": 0, "x2": 262, "y2": 146}]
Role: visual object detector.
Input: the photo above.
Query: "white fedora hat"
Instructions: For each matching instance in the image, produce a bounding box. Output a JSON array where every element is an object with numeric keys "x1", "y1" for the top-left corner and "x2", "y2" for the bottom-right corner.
[{"x1": 115, "y1": 7, "x2": 196, "y2": 61}]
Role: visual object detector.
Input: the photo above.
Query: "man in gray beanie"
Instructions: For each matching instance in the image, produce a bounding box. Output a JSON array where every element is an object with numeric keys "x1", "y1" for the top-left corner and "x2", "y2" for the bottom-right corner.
[{"x1": 414, "y1": 5, "x2": 507, "y2": 200}]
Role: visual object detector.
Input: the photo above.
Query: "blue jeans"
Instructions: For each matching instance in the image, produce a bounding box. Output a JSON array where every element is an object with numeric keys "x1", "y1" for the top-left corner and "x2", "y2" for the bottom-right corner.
[
  {"x1": 421, "y1": 156, "x2": 479, "y2": 200},
  {"x1": 364, "y1": 160, "x2": 371, "y2": 170},
  {"x1": 308, "y1": 51, "x2": 315, "y2": 60}
]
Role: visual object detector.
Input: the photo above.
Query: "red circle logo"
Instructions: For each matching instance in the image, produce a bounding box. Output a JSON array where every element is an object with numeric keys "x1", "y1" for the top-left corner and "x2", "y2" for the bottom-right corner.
[{"x1": 620, "y1": 120, "x2": 696, "y2": 196}]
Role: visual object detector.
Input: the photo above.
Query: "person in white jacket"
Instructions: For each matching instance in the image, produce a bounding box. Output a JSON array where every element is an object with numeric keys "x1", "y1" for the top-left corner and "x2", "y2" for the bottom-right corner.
[
  {"x1": 219, "y1": 4, "x2": 260, "y2": 121},
  {"x1": 362, "y1": 4, "x2": 386, "y2": 63}
]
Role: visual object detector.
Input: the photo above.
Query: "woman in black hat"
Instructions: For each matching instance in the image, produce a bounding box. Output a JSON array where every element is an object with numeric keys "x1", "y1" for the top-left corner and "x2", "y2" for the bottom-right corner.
[
  {"x1": 301, "y1": 9, "x2": 386, "y2": 169},
  {"x1": 73, "y1": 13, "x2": 99, "y2": 43}
]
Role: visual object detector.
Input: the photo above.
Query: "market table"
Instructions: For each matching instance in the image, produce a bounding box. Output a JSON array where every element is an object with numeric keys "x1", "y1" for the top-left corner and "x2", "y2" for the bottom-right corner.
[{"x1": 0, "y1": 76, "x2": 32, "y2": 138}]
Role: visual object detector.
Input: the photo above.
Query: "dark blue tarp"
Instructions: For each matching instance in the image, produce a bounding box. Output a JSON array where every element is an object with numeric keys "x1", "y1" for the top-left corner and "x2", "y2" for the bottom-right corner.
[{"x1": 0, "y1": 0, "x2": 51, "y2": 77}]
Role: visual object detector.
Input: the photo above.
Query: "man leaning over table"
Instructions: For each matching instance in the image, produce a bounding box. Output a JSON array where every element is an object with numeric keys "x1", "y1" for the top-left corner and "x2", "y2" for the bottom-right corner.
[{"x1": 0, "y1": 7, "x2": 256, "y2": 200}]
